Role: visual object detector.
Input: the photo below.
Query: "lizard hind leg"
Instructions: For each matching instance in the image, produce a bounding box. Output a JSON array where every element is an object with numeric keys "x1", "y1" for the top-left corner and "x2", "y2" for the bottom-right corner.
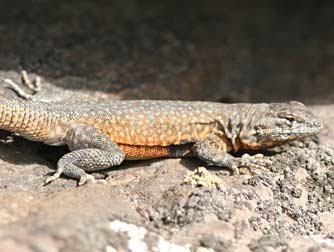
[
  {"x1": 3, "y1": 70, "x2": 42, "y2": 100},
  {"x1": 193, "y1": 135, "x2": 271, "y2": 175},
  {"x1": 21, "y1": 70, "x2": 42, "y2": 93},
  {"x1": 44, "y1": 124, "x2": 125, "y2": 186}
]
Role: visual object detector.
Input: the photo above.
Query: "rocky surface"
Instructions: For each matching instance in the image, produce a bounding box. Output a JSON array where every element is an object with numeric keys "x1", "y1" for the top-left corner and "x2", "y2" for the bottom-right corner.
[
  {"x1": 0, "y1": 106, "x2": 333, "y2": 252},
  {"x1": 0, "y1": 0, "x2": 333, "y2": 251}
]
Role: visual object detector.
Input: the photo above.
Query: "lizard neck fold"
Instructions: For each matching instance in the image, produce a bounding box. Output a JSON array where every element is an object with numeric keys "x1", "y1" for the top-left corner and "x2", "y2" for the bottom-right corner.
[
  {"x1": 233, "y1": 104, "x2": 259, "y2": 151},
  {"x1": 0, "y1": 99, "x2": 53, "y2": 141},
  {"x1": 219, "y1": 104, "x2": 244, "y2": 152}
]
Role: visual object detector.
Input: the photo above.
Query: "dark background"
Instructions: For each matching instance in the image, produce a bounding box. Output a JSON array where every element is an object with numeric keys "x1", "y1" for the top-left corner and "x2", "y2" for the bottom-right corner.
[{"x1": 0, "y1": 0, "x2": 333, "y2": 103}]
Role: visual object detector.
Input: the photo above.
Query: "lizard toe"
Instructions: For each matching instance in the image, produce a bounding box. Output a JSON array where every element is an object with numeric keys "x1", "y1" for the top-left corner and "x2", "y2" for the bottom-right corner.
[
  {"x1": 78, "y1": 174, "x2": 107, "y2": 186},
  {"x1": 78, "y1": 174, "x2": 96, "y2": 186},
  {"x1": 43, "y1": 172, "x2": 61, "y2": 186},
  {"x1": 231, "y1": 165, "x2": 240, "y2": 175},
  {"x1": 238, "y1": 154, "x2": 272, "y2": 174}
]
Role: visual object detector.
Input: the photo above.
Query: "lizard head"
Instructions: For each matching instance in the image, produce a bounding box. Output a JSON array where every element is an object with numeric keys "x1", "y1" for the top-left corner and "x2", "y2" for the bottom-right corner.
[{"x1": 239, "y1": 101, "x2": 322, "y2": 150}]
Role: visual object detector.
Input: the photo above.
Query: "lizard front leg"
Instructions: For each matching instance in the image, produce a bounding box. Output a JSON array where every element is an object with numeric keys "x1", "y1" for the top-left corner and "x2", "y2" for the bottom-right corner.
[
  {"x1": 193, "y1": 135, "x2": 271, "y2": 174},
  {"x1": 45, "y1": 124, "x2": 125, "y2": 185}
]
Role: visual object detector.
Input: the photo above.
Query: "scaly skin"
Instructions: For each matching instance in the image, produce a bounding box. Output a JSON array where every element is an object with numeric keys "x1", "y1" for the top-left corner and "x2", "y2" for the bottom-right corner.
[{"x1": 0, "y1": 73, "x2": 323, "y2": 185}]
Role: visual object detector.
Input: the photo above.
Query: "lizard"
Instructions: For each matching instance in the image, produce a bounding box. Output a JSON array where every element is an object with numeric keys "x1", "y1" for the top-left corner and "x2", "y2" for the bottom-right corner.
[{"x1": 0, "y1": 71, "x2": 322, "y2": 185}]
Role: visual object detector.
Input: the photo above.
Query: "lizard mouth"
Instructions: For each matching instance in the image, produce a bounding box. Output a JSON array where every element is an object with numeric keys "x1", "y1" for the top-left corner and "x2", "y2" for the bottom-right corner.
[{"x1": 257, "y1": 119, "x2": 323, "y2": 140}]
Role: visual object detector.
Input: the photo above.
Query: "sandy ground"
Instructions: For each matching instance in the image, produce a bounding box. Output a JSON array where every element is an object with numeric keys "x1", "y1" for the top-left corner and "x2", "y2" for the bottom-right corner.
[{"x1": 0, "y1": 1, "x2": 333, "y2": 251}]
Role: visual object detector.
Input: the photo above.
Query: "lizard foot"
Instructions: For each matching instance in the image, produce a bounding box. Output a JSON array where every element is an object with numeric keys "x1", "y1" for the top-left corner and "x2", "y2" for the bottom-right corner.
[
  {"x1": 43, "y1": 172, "x2": 107, "y2": 186},
  {"x1": 238, "y1": 153, "x2": 272, "y2": 174},
  {"x1": 2, "y1": 70, "x2": 42, "y2": 100},
  {"x1": 78, "y1": 174, "x2": 107, "y2": 186}
]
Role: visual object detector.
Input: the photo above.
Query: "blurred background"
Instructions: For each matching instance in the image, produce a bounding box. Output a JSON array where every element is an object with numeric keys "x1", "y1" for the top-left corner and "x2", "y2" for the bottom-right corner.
[{"x1": 0, "y1": 0, "x2": 333, "y2": 103}]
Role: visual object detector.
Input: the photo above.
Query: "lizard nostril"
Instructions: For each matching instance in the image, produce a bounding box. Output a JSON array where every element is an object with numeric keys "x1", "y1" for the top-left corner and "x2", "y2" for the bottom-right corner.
[{"x1": 313, "y1": 120, "x2": 322, "y2": 128}]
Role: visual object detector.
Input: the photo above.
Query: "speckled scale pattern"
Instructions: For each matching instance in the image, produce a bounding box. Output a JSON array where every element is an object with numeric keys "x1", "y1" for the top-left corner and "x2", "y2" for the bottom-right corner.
[
  {"x1": 0, "y1": 99, "x2": 228, "y2": 159},
  {"x1": 43, "y1": 123, "x2": 127, "y2": 184},
  {"x1": 51, "y1": 100, "x2": 227, "y2": 146}
]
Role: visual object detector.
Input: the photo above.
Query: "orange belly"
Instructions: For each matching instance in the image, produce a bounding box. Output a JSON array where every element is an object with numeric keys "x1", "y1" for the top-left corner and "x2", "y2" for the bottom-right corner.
[{"x1": 119, "y1": 144, "x2": 193, "y2": 160}]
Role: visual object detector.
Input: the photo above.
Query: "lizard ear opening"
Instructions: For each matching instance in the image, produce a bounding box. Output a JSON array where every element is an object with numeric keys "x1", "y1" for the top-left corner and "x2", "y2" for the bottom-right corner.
[{"x1": 288, "y1": 101, "x2": 305, "y2": 107}]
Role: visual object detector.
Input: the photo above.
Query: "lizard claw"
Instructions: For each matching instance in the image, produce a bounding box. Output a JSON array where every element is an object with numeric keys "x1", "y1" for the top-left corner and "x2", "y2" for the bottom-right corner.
[
  {"x1": 43, "y1": 172, "x2": 61, "y2": 186},
  {"x1": 78, "y1": 174, "x2": 107, "y2": 186},
  {"x1": 43, "y1": 172, "x2": 107, "y2": 186},
  {"x1": 230, "y1": 165, "x2": 240, "y2": 175},
  {"x1": 238, "y1": 153, "x2": 272, "y2": 174},
  {"x1": 78, "y1": 174, "x2": 95, "y2": 185}
]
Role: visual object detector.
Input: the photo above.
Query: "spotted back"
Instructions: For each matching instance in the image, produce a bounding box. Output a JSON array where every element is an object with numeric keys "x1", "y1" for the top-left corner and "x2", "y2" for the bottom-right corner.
[{"x1": 65, "y1": 100, "x2": 225, "y2": 146}]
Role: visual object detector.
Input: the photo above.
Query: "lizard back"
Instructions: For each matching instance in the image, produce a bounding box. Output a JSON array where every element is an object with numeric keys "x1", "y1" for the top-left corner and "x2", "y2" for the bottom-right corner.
[{"x1": 58, "y1": 100, "x2": 226, "y2": 147}]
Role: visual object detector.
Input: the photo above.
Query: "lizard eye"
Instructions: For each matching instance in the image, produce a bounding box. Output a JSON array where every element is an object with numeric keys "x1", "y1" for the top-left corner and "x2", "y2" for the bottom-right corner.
[
  {"x1": 278, "y1": 112, "x2": 300, "y2": 124},
  {"x1": 285, "y1": 117, "x2": 296, "y2": 124}
]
